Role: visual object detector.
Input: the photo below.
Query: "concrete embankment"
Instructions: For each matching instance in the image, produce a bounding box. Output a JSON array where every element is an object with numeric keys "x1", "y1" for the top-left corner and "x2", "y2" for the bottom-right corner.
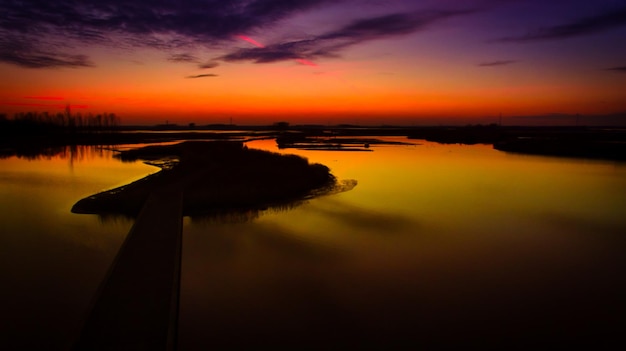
[{"x1": 73, "y1": 187, "x2": 183, "y2": 351}]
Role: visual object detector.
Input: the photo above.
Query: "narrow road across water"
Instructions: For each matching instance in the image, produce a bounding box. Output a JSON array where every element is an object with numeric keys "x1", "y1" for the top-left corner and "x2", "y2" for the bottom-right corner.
[{"x1": 73, "y1": 187, "x2": 183, "y2": 351}]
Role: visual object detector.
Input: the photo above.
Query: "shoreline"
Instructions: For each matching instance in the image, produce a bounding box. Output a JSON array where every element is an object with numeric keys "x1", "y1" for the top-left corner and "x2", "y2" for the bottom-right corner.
[{"x1": 2, "y1": 125, "x2": 626, "y2": 161}]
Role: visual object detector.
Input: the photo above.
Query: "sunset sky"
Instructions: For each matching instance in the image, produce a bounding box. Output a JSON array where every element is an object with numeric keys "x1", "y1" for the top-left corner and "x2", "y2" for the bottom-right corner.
[{"x1": 1, "y1": 0, "x2": 625, "y2": 125}]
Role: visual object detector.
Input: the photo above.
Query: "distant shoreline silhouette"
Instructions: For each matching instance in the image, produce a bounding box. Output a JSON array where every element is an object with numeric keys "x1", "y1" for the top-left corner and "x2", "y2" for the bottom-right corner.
[{"x1": 2, "y1": 112, "x2": 625, "y2": 161}]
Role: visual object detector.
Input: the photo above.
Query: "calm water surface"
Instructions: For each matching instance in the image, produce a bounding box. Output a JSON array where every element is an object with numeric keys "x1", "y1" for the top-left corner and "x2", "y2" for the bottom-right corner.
[
  {"x1": 1, "y1": 139, "x2": 625, "y2": 349},
  {"x1": 0, "y1": 146, "x2": 156, "y2": 349}
]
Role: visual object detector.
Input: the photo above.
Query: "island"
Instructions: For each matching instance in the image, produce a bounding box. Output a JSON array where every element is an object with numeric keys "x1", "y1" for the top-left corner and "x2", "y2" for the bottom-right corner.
[{"x1": 72, "y1": 141, "x2": 342, "y2": 218}]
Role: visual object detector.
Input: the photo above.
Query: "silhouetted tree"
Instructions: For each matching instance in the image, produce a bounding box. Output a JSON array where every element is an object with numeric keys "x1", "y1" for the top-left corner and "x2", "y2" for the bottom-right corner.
[{"x1": 1, "y1": 109, "x2": 121, "y2": 136}]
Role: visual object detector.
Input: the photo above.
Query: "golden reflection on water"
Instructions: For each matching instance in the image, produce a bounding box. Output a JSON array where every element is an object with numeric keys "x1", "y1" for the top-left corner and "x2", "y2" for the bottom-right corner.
[
  {"x1": 0, "y1": 146, "x2": 159, "y2": 349},
  {"x1": 1, "y1": 140, "x2": 625, "y2": 349},
  {"x1": 180, "y1": 138, "x2": 626, "y2": 348},
  {"x1": 0, "y1": 147, "x2": 163, "y2": 268},
  {"x1": 246, "y1": 138, "x2": 626, "y2": 234}
]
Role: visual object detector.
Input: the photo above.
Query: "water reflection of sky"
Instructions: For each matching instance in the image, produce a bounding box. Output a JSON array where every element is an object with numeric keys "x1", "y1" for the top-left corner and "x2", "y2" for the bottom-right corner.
[
  {"x1": 0, "y1": 148, "x2": 156, "y2": 350},
  {"x1": 180, "y1": 138, "x2": 626, "y2": 349},
  {"x1": 1, "y1": 140, "x2": 625, "y2": 349}
]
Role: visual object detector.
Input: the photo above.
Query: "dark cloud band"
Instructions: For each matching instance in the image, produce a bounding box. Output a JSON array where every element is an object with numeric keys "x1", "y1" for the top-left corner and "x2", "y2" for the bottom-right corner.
[
  {"x1": 605, "y1": 66, "x2": 626, "y2": 72},
  {"x1": 478, "y1": 60, "x2": 517, "y2": 67},
  {"x1": 168, "y1": 54, "x2": 200, "y2": 63},
  {"x1": 0, "y1": 0, "x2": 333, "y2": 68},
  {"x1": 219, "y1": 9, "x2": 475, "y2": 64},
  {"x1": 185, "y1": 74, "x2": 218, "y2": 79},
  {"x1": 497, "y1": 6, "x2": 626, "y2": 42}
]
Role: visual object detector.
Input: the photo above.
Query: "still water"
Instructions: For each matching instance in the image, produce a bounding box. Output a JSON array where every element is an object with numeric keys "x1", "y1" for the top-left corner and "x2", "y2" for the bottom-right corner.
[{"x1": 1, "y1": 139, "x2": 625, "y2": 349}]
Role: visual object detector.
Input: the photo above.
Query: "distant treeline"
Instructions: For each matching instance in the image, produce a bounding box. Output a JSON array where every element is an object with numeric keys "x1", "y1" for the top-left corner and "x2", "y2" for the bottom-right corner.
[{"x1": 0, "y1": 107, "x2": 119, "y2": 136}]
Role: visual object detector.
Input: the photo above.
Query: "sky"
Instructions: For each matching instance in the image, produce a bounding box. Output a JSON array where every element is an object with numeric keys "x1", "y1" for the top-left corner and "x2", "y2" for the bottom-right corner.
[{"x1": 1, "y1": 0, "x2": 625, "y2": 125}]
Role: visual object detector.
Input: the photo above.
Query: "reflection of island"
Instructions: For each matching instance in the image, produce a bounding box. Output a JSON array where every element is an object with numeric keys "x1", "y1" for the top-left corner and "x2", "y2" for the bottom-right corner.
[{"x1": 72, "y1": 141, "x2": 353, "y2": 218}]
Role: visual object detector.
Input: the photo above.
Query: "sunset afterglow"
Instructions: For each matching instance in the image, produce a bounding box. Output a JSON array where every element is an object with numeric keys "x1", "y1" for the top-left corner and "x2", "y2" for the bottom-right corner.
[{"x1": 1, "y1": 0, "x2": 625, "y2": 125}]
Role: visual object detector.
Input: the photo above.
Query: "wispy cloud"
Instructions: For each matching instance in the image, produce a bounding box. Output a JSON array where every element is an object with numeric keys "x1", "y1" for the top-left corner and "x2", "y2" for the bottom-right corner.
[
  {"x1": 0, "y1": 35, "x2": 94, "y2": 68},
  {"x1": 198, "y1": 62, "x2": 220, "y2": 69},
  {"x1": 496, "y1": 6, "x2": 626, "y2": 42},
  {"x1": 0, "y1": 0, "x2": 335, "y2": 69},
  {"x1": 0, "y1": 0, "x2": 480, "y2": 69},
  {"x1": 605, "y1": 66, "x2": 626, "y2": 72},
  {"x1": 478, "y1": 60, "x2": 517, "y2": 67},
  {"x1": 0, "y1": 51, "x2": 94, "y2": 69},
  {"x1": 168, "y1": 53, "x2": 199, "y2": 63},
  {"x1": 219, "y1": 9, "x2": 475, "y2": 64},
  {"x1": 185, "y1": 74, "x2": 218, "y2": 79}
]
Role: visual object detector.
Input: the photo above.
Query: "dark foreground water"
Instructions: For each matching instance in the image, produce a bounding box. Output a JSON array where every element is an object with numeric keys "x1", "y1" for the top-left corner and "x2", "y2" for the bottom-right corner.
[{"x1": 1, "y1": 139, "x2": 625, "y2": 349}]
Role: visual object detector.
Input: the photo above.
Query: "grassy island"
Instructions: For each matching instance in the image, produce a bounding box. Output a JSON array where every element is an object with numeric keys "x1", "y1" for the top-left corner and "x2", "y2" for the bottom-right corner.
[{"x1": 72, "y1": 141, "x2": 338, "y2": 217}]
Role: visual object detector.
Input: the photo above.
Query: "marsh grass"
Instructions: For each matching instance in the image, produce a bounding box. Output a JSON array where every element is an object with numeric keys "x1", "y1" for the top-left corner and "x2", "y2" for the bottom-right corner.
[{"x1": 72, "y1": 141, "x2": 337, "y2": 217}]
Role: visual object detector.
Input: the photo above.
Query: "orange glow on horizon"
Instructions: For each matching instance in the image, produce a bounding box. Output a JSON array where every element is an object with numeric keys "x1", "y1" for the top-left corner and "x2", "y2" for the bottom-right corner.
[
  {"x1": 1, "y1": 1, "x2": 625, "y2": 127},
  {"x1": 1, "y1": 102, "x2": 89, "y2": 109},
  {"x1": 23, "y1": 96, "x2": 65, "y2": 100},
  {"x1": 1, "y1": 46, "x2": 624, "y2": 125}
]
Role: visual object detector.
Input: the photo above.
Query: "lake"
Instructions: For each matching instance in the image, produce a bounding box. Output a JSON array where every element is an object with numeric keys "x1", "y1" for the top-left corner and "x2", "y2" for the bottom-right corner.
[{"x1": 1, "y1": 138, "x2": 625, "y2": 349}]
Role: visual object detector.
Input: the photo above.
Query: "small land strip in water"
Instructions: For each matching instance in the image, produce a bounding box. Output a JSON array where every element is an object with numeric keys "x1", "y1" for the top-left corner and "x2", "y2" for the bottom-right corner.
[
  {"x1": 3, "y1": 124, "x2": 625, "y2": 161},
  {"x1": 72, "y1": 141, "x2": 338, "y2": 217},
  {"x1": 276, "y1": 134, "x2": 414, "y2": 151},
  {"x1": 406, "y1": 126, "x2": 626, "y2": 161}
]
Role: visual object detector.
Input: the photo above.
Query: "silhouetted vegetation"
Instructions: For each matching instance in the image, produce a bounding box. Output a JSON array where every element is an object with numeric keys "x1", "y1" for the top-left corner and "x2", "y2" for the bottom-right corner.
[
  {"x1": 0, "y1": 108, "x2": 124, "y2": 156},
  {"x1": 72, "y1": 141, "x2": 339, "y2": 217},
  {"x1": 494, "y1": 133, "x2": 626, "y2": 160},
  {"x1": 1, "y1": 108, "x2": 119, "y2": 135},
  {"x1": 405, "y1": 125, "x2": 626, "y2": 161},
  {"x1": 3, "y1": 115, "x2": 625, "y2": 161}
]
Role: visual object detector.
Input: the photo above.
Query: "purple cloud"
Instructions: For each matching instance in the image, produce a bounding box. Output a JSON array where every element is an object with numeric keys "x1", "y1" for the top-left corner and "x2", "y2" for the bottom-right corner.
[
  {"x1": 0, "y1": 0, "x2": 334, "y2": 68},
  {"x1": 497, "y1": 6, "x2": 626, "y2": 42},
  {"x1": 219, "y1": 9, "x2": 475, "y2": 64},
  {"x1": 478, "y1": 60, "x2": 517, "y2": 67},
  {"x1": 605, "y1": 66, "x2": 626, "y2": 72}
]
